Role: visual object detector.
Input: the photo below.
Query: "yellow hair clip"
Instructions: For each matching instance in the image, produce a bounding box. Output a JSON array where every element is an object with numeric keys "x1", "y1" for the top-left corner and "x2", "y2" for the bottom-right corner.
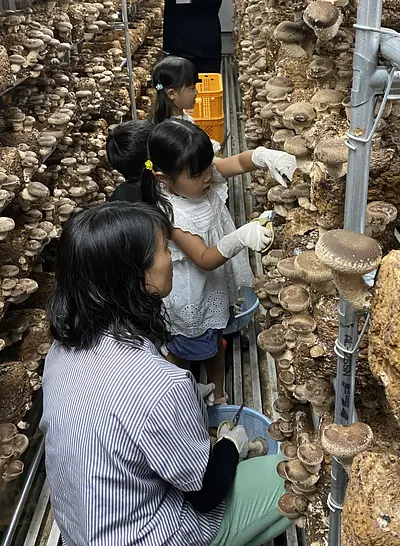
[{"x1": 144, "y1": 160, "x2": 153, "y2": 171}]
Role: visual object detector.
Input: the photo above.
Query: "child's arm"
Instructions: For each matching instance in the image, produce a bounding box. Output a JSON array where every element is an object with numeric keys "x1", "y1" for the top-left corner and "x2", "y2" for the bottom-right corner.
[
  {"x1": 212, "y1": 151, "x2": 255, "y2": 179},
  {"x1": 172, "y1": 222, "x2": 272, "y2": 272},
  {"x1": 172, "y1": 229, "x2": 227, "y2": 271},
  {"x1": 213, "y1": 148, "x2": 298, "y2": 186}
]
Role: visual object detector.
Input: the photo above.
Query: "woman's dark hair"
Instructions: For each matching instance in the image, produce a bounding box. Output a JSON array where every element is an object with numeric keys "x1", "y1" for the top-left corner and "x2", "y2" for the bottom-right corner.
[
  {"x1": 106, "y1": 120, "x2": 154, "y2": 182},
  {"x1": 48, "y1": 202, "x2": 172, "y2": 350},
  {"x1": 150, "y1": 56, "x2": 198, "y2": 124},
  {"x1": 141, "y1": 119, "x2": 214, "y2": 216}
]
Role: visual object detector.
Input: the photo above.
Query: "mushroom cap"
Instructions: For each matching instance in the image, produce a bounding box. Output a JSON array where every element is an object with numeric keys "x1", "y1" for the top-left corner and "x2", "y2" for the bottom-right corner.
[
  {"x1": 0, "y1": 265, "x2": 19, "y2": 277},
  {"x1": 297, "y1": 443, "x2": 324, "y2": 467},
  {"x1": 268, "y1": 421, "x2": 286, "y2": 441},
  {"x1": 264, "y1": 282, "x2": 282, "y2": 296},
  {"x1": 315, "y1": 229, "x2": 382, "y2": 274},
  {"x1": 294, "y1": 251, "x2": 333, "y2": 283},
  {"x1": 311, "y1": 89, "x2": 344, "y2": 107},
  {"x1": 265, "y1": 76, "x2": 294, "y2": 95},
  {"x1": 283, "y1": 103, "x2": 316, "y2": 128},
  {"x1": 257, "y1": 326, "x2": 286, "y2": 354},
  {"x1": 284, "y1": 136, "x2": 309, "y2": 158},
  {"x1": 273, "y1": 396, "x2": 294, "y2": 413},
  {"x1": 26, "y1": 182, "x2": 50, "y2": 198},
  {"x1": 3, "y1": 460, "x2": 24, "y2": 481},
  {"x1": 277, "y1": 257, "x2": 303, "y2": 281},
  {"x1": 278, "y1": 493, "x2": 308, "y2": 518},
  {"x1": 281, "y1": 443, "x2": 298, "y2": 460},
  {"x1": 303, "y1": 1, "x2": 340, "y2": 29},
  {"x1": 278, "y1": 370, "x2": 295, "y2": 386},
  {"x1": 38, "y1": 135, "x2": 57, "y2": 146},
  {"x1": 321, "y1": 422, "x2": 373, "y2": 458},
  {"x1": 287, "y1": 314, "x2": 317, "y2": 334},
  {"x1": 314, "y1": 138, "x2": 348, "y2": 165},
  {"x1": 303, "y1": 377, "x2": 332, "y2": 405},
  {"x1": 366, "y1": 201, "x2": 397, "y2": 225},
  {"x1": 0, "y1": 217, "x2": 15, "y2": 233},
  {"x1": 285, "y1": 459, "x2": 311, "y2": 484},
  {"x1": 307, "y1": 57, "x2": 335, "y2": 79},
  {"x1": 279, "y1": 285, "x2": 310, "y2": 313},
  {"x1": 274, "y1": 21, "x2": 306, "y2": 43},
  {"x1": 0, "y1": 422, "x2": 18, "y2": 442}
]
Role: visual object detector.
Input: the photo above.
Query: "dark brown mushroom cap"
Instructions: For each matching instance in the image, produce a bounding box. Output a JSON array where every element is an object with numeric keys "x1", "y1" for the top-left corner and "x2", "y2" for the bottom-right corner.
[
  {"x1": 268, "y1": 421, "x2": 286, "y2": 441},
  {"x1": 287, "y1": 314, "x2": 317, "y2": 334},
  {"x1": 321, "y1": 422, "x2": 373, "y2": 458},
  {"x1": 303, "y1": 378, "x2": 332, "y2": 405},
  {"x1": 257, "y1": 326, "x2": 286, "y2": 354},
  {"x1": 279, "y1": 285, "x2": 310, "y2": 313},
  {"x1": 294, "y1": 251, "x2": 333, "y2": 283},
  {"x1": 278, "y1": 493, "x2": 308, "y2": 518},
  {"x1": 285, "y1": 460, "x2": 311, "y2": 484},
  {"x1": 303, "y1": 1, "x2": 340, "y2": 29},
  {"x1": 366, "y1": 201, "x2": 398, "y2": 225},
  {"x1": 315, "y1": 229, "x2": 382, "y2": 274},
  {"x1": 0, "y1": 423, "x2": 18, "y2": 443},
  {"x1": 265, "y1": 76, "x2": 294, "y2": 94},
  {"x1": 274, "y1": 21, "x2": 306, "y2": 43},
  {"x1": 297, "y1": 443, "x2": 324, "y2": 467}
]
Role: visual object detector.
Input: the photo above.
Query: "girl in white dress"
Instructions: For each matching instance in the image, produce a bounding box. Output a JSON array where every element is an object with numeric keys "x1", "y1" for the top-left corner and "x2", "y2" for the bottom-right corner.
[{"x1": 140, "y1": 119, "x2": 295, "y2": 402}]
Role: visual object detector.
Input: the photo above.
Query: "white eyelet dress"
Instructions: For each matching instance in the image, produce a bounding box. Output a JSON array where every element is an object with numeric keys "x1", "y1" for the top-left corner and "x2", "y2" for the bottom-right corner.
[{"x1": 163, "y1": 167, "x2": 253, "y2": 338}]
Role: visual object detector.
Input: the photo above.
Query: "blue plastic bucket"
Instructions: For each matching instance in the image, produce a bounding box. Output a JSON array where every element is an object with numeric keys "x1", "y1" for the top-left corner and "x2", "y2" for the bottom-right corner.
[
  {"x1": 223, "y1": 286, "x2": 260, "y2": 335},
  {"x1": 207, "y1": 404, "x2": 279, "y2": 455}
]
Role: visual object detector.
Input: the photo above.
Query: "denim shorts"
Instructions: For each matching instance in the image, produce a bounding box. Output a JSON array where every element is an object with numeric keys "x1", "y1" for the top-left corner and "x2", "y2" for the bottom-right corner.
[{"x1": 167, "y1": 329, "x2": 221, "y2": 361}]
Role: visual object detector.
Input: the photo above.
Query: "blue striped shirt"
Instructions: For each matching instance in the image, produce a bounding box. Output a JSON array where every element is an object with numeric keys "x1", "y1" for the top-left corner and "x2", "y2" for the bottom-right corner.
[{"x1": 40, "y1": 335, "x2": 224, "y2": 545}]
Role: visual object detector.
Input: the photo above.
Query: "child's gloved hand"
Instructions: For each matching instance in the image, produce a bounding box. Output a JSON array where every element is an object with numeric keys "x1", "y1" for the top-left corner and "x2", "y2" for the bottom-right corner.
[
  {"x1": 217, "y1": 424, "x2": 249, "y2": 461},
  {"x1": 251, "y1": 147, "x2": 297, "y2": 187},
  {"x1": 217, "y1": 222, "x2": 272, "y2": 259},
  {"x1": 197, "y1": 383, "x2": 215, "y2": 406}
]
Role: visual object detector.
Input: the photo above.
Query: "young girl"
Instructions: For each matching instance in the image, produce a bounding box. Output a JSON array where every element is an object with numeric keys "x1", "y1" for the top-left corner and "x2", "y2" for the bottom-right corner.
[{"x1": 140, "y1": 119, "x2": 295, "y2": 402}]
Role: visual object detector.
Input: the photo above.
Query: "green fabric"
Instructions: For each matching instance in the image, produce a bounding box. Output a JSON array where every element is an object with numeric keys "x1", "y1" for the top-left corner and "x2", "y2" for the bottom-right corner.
[{"x1": 210, "y1": 454, "x2": 291, "y2": 546}]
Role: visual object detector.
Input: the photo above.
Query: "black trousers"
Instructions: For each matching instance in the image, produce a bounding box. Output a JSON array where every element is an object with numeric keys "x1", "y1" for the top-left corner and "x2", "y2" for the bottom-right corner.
[{"x1": 163, "y1": 52, "x2": 221, "y2": 74}]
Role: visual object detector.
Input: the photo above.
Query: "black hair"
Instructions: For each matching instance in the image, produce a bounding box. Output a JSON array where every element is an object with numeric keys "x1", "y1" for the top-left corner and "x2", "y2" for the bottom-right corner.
[
  {"x1": 141, "y1": 119, "x2": 214, "y2": 216},
  {"x1": 150, "y1": 56, "x2": 199, "y2": 124},
  {"x1": 106, "y1": 120, "x2": 154, "y2": 182},
  {"x1": 48, "y1": 202, "x2": 172, "y2": 350}
]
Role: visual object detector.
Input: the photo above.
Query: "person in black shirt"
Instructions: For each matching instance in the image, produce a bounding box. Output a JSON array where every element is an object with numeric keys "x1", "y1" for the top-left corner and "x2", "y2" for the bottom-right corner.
[
  {"x1": 106, "y1": 120, "x2": 153, "y2": 203},
  {"x1": 163, "y1": 0, "x2": 222, "y2": 74}
]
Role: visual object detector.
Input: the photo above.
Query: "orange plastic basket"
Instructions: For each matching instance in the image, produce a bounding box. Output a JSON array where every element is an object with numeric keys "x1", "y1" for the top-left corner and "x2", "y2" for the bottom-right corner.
[
  {"x1": 192, "y1": 73, "x2": 224, "y2": 120},
  {"x1": 196, "y1": 116, "x2": 224, "y2": 143}
]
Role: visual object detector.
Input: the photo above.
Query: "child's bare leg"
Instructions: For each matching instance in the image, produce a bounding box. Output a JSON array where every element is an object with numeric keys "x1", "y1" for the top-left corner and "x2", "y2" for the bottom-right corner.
[
  {"x1": 165, "y1": 351, "x2": 191, "y2": 370},
  {"x1": 203, "y1": 340, "x2": 225, "y2": 401}
]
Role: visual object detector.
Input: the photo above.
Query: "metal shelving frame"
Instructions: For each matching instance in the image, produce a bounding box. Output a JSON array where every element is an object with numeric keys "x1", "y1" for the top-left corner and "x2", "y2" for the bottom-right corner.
[
  {"x1": 328, "y1": 1, "x2": 400, "y2": 545},
  {"x1": 0, "y1": 1, "x2": 141, "y2": 543}
]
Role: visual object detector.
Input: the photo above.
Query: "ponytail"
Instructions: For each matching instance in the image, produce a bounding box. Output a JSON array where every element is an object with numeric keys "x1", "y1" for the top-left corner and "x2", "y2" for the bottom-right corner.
[
  {"x1": 141, "y1": 169, "x2": 173, "y2": 221},
  {"x1": 150, "y1": 91, "x2": 176, "y2": 125}
]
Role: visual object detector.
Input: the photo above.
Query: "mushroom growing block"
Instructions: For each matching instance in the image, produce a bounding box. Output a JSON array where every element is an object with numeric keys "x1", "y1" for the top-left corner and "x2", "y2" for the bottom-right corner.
[
  {"x1": 369, "y1": 250, "x2": 400, "y2": 422},
  {"x1": 342, "y1": 452, "x2": 400, "y2": 546},
  {"x1": 315, "y1": 229, "x2": 382, "y2": 310}
]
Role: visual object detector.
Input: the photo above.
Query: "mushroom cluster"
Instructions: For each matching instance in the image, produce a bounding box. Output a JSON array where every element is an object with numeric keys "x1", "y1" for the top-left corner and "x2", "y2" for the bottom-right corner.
[
  {"x1": 0, "y1": 0, "x2": 164, "y2": 486},
  {"x1": 234, "y1": 0, "x2": 400, "y2": 541}
]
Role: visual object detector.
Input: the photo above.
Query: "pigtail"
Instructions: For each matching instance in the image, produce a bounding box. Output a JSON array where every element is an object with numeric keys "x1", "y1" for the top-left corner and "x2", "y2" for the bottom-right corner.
[{"x1": 141, "y1": 169, "x2": 173, "y2": 222}]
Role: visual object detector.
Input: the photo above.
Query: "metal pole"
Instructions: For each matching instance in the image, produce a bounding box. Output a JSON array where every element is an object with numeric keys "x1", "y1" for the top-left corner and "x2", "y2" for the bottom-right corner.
[
  {"x1": 328, "y1": 1, "x2": 383, "y2": 545},
  {"x1": 121, "y1": 0, "x2": 137, "y2": 119},
  {"x1": 0, "y1": 436, "x2": 45, "y2": 546}
]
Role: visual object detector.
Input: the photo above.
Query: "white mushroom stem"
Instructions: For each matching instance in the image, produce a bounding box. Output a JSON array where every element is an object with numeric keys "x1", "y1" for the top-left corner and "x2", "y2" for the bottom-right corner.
[{"x1": 331, "y1": 271, "x2": 370, "y2": 310}]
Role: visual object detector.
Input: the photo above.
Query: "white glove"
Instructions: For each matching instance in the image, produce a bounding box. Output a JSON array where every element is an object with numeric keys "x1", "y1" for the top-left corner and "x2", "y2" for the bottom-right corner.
[
  {"x1": 217, "y1": 222, "x2": 272, "y2": 259},
  {"x1": 197, "y1": 383, "x2": 215, "y2": 406},
  {"x1": 217, "y1": 424, "x2": 249, "y2": 461},
  {"x1": 252, "y1": 147, "x2": 297, "y2": 187},
  {"x1": 211, "y1": 139, "x2": 221, "y2": 155}
]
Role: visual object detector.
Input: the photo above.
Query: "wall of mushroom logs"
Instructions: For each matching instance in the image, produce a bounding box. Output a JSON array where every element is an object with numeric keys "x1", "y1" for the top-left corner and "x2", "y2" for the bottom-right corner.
[
  {"x1": 0, "y1": 0, "x2": 162, "y2": 525},
  {"x1": 234, "y1": 0, "x2": 400, "y2": 544}
]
